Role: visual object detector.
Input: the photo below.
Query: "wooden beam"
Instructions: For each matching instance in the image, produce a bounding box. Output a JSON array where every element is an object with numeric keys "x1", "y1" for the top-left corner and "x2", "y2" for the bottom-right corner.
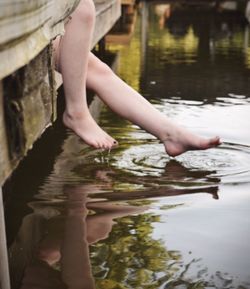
[
  {"x1": 0, "y1": 82, "x2": 11, "y2": 186},
  {"x1": 94, "y1": 0, "x2": 121, "y2": 44},
  {"x1": 106, "y1": 8, "x2": 137, "y2": 45},
  {"x1": 0, "y1": 0, "x2": 81, "y2": 80},
  {"x1": 0, "y1": 47, "x2": 55, "y2": 187}
]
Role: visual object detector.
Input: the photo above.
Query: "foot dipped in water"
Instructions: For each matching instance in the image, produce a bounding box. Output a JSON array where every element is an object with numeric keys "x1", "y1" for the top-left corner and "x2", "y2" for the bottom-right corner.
[
  {"x1": 63, "y1": 110, "x2": 118, "y2": 150},
  {"x1": 161, "y1": 126, "x2": 221, "y2": 157}
]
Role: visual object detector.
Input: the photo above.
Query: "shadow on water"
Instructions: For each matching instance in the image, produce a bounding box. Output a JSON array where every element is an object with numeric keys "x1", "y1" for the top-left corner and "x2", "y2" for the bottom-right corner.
[{"x1": 3, "y1": 1, "x2": 250, "y2": 289}]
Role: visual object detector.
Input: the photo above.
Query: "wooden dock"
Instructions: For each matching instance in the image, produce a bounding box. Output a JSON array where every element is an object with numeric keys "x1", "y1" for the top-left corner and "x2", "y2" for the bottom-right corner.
[
  {"x1": 0, "y1": 0, "x2": 121, "y2": 188},
  {"x1": 0, "y1": 1, "x2": 121, "y2": 288},
  {"x1": 106, "y1": 4, "x2": 137, "y2": 45}
]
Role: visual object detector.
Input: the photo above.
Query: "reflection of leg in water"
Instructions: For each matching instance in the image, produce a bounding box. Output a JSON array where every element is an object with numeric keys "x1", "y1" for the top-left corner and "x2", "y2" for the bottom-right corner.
[
  {"x1": 62, "y1": 185, "x2": 146, "y2": 287},
  {"x1": 61, "y1": 187, "x2": 95, "y2": 289},
  {"x1": 86, "y1": 202, "x2": 146, "y2": 244},
  {"x1": 90, "y1": 185, "x2": 219, "y2": 203},
  {"x1": 19, "y1": 184, "x2": 146, "y2": 289},
  {"x1": 17, "y1": 215, "x2": 66, "y2": 289},
  {"x1": 87, "y1": 162, "x2": 220, "y2": 202},
  {"x1": 162, "y1": 159, "x2": 219, "y2": 181},
  {"x1": 61, "y1": 214, "x2": 95, "y2": 289},
  {"x1": 20, "y1": 260, "x2": 66, "y2": 289},
  {"x1": 66, "y1": 185, "x2": 146, "y2": 244}
]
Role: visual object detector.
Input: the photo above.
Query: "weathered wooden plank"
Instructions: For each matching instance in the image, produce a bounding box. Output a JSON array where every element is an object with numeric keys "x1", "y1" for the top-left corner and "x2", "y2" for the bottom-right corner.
[
  {"x1": 0, "y1": 1, "x2": 51, "y2": 19},
  {"x1": 0, "y1": 0, "x2": 81, "y2": 80},
  {"x1": 0, "y1": 188, "x2": 11, "y2": 289},
  {"x1": 0, "y1": 1, "x2": 52, "y2": 44},
  {"x1": 0, "y1": 82, "x2": 11, "y2": 185},
  {"x1": 121, "y1": 0, "x2": 135, "y2": 5},
  {"x1": 0, "y1": 47, "x2": 56, "y2": 187},
  {"x1": 106, "y1": 6, "x2": 137, "y2": 45},
  {"x1": 0, "y1": 0, "x2": 121, "y2": 81},
  {"x1": 94, "y1": 0, "x2": 121, "y2": 44}
]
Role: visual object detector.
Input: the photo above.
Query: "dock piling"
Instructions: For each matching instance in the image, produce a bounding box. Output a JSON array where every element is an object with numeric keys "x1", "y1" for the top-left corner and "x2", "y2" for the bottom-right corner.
[{"x1": 0, "y1": 188, "x2": 10, "y2": 289}]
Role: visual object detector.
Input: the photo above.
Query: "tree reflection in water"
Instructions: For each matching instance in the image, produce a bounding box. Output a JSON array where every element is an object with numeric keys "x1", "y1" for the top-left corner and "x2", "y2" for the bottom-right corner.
[
  {"x1": 9, "y1": 154, "x2": 248, "y2": 289},
  {"x1": 14, "y1": 174, "x2": 221, "y2": 289}
]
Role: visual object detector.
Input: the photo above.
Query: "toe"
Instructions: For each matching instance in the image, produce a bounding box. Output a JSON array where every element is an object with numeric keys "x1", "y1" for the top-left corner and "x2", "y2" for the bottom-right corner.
[
  {"x1": 112, "y1": 139, "x2": 118, "y2": 148},
  {"x1": 209, "y1": 136, "x2": 221, "y2": 147}
]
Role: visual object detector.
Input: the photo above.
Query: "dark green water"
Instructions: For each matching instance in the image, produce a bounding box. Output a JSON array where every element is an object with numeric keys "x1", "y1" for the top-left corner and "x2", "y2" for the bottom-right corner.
[{"x1": 4, "y1": 2, "x2": 250, "y2": 289}]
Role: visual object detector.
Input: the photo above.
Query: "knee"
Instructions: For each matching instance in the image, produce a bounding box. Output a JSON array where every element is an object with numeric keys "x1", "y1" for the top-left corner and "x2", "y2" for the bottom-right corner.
[
  {"x1": 87, "y1": 56, "x2": 114, "y2": 88},
  {"x1": 73, "y1": 0, "x2": 95, "y2": 26}
]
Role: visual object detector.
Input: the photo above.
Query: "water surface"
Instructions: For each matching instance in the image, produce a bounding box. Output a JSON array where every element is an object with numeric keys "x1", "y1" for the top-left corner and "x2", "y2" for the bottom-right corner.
[{"x1": 4, "y1": 2, "x2": 250, "y2": 289}]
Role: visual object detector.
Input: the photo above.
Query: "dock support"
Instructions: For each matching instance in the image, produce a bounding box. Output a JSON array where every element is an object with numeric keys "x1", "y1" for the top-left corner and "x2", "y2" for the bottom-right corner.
[
  {"x1": 0, "y1": 188, "x2": 10, "y2": 289},
  {"x1": 140, "y1": 1, "x2": 149, "y2": 70}
]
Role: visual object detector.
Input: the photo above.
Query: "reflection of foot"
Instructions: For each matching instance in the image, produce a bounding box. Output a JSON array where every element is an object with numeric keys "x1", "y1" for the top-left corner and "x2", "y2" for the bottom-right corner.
[
  {"x1": 162, "y1": 128, "x2": 221, "y2": 157},
  {"x1": 63, "y1": 110, "x2": 118, "y2": 149}
]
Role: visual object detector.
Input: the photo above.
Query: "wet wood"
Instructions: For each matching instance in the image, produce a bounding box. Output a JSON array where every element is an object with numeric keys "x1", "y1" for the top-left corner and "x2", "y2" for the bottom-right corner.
[
  {"x1": 0, "y1": 188, "x2": 11, "y2": 289},
  {"x1": 0, "y1": 47, "x2": 56, "y2": 187}
]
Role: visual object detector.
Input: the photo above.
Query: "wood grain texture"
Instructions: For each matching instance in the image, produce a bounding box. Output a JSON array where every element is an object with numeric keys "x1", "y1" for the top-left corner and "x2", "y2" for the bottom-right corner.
[
  {"x1": 0, "y1": 0, "x2": 81, "y2": 80},
  {"x1": 0, "y1": 82, "x2": 12, "y2": 185}
]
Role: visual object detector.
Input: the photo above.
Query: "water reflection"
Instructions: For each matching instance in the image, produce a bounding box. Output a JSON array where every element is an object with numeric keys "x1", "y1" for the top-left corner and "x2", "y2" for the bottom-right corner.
[
  {"x1": 8, "y1": 121, "x2": 249, "y2": 288},
  {"x1": 10, "y1": 185, "x2": 146, "y2": 289},
  {"x1": 139, "y1": 2, "x2": 250, "y2": 102}
]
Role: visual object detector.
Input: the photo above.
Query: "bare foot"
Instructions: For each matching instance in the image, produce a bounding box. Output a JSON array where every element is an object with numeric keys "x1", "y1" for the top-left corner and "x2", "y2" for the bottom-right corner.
[
  {"x1": 63, "y1": 110, "x2": 117, "y2": 149},
  {"x1": 161, "y1": 128, "x2": 221, "y2": 157}
]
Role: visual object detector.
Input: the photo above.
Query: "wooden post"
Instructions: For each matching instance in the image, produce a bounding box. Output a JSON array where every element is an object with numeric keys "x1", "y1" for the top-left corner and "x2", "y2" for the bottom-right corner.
[
  {"x1": 0, "y1": 188, "x2": 10, "y2": 289},
  {"x1": 140, "y1": 1, "x2": 149, "y2": 70},
  {"x1": 98, "y1": 37, "x2": 106, "y2": 57}
]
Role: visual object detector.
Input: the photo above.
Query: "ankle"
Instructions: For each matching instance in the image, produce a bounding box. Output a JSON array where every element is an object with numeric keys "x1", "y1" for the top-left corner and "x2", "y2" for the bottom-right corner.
[
  {"x1": 158, "y1": 125, "x2": 180, "y2": 142},
  {"x1": 64, "y1": 108, "x2": 90, "y2": 120}
]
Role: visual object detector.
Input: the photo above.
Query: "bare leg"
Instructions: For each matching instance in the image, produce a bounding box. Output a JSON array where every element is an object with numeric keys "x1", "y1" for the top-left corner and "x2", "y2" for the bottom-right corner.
[
  {"x1": 86, "y1": 53, "x2": 220, "y2": 157},
  {"x1": 53, "y1": 0, "x2": 117, "y2": 149}
]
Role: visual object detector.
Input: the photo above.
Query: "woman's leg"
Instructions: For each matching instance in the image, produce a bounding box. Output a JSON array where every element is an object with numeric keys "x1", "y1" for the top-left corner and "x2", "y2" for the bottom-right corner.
[
  {"x1": 86, "y1": 53, "x2": 220, "y2": 157},
  {"x1": 53, "y1": 0, "x2": 117, "y2": 149}
]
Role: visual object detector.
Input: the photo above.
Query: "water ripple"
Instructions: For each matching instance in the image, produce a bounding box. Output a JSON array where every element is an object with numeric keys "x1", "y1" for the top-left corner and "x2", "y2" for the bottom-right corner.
[{"x1": 113, "y1": 142, "x2": 250, "y2": 186}]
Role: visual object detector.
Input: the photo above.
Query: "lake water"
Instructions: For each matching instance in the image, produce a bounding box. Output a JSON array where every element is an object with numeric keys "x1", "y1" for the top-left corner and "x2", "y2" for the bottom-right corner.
[{"x1": 4, "y1": 2, "x2": 250, "y2": 289}]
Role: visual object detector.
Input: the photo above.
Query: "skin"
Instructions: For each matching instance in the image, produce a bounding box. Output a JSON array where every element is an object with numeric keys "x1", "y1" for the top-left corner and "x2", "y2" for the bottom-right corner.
[{"x1": 53, "y1": 0, "x2": 221, "y2": 156}]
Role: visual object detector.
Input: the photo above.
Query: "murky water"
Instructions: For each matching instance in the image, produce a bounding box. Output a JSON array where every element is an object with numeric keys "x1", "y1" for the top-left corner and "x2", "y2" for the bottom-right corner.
[{"x1": 4, "y1": 2, "x2": 250, "y2": 289}]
